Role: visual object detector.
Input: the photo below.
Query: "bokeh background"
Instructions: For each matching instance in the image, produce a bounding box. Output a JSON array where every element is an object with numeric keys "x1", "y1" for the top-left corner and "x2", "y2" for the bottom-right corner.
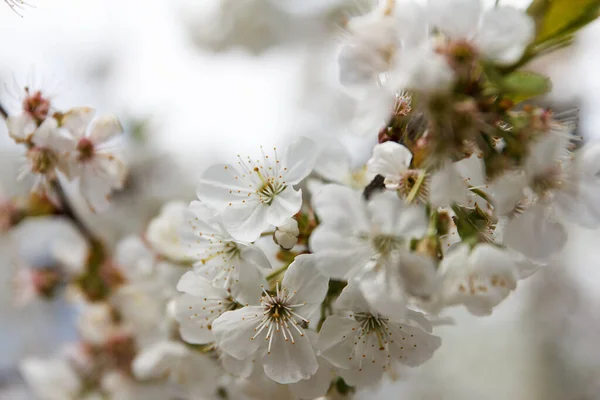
[{"x1": 1, "y1": 0, "x2": 600, "y2": 398}]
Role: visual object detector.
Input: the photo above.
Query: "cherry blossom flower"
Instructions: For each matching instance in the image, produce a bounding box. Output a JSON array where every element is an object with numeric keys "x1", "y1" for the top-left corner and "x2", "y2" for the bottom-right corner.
[
  {"x1": 145, "y1": 201, "x2": 189, "y2": 262},
  {"x1": 180, "y1": 200, "x2": 269, "y2": 298},
  {"x1": 174, "y1": 271, "x2": 260, "y2": 344},
  {"x1": 367, "y1": 141, "x2": 413, "y2": 190},
  {"x1": 553, "y1": 142, "x2": 600, "y2": 228},
  {"x1": 132, "y1": 340, "x2": 219, "y2": 397},
  {"x1": 221, "y1": 331, "x2": 335, "y2": 399},
  {"x1": 20, "y1": 356, "x2": 82, "y2": 400},
  {"x1": 212, "y1": 254, "x2": 328, "y2": 384},
  {"x1": 61, "y1": 107, "x2": 127, "y2": 213},
  {"x1": 197, "y1": 137, "x2": 317, "y2": 241},
  {"x1": 17, "y1": 118, "x2": 73, "y2": 191},
  {"x1": 428, "y1": 0, "x2": 535, "y2": 66},
  {"x1": 436, "y1": 243, "x2": 519, "y2": 316},
  {"x1": 317, "y1": 284, "x2": 441, "y2": 387},
  {"x1": 309, "y1": 184, "x2": 428, "y2": 319}
]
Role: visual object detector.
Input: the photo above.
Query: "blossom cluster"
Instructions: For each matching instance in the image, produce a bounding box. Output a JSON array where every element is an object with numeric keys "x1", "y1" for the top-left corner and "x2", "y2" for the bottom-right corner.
[{"x1": 3, "y1": 0, "x2": 600, "y2": 399}]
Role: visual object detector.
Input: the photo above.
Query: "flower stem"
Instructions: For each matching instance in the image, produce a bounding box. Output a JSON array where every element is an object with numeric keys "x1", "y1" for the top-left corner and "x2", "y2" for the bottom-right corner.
[
  {"x1": 49, "y1": 179, "x2": 96, "y2": 243},
  {"x1": 260, "y1": 231, "x2": 275, "y2": 237},
  {"x1": 405, "y1": 170, "x2": 426, "y2": 204}
]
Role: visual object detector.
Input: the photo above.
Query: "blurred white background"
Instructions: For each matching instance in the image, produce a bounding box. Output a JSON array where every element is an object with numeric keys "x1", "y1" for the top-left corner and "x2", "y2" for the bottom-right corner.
[{"x1": 1, "y1": 0, "x2": 600, "y2": 399}]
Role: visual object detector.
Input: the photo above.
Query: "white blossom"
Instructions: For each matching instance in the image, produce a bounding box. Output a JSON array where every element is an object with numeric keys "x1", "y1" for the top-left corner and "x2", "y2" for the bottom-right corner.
[
  {"x1": 132, "y1": 340, "x2": 219, "y2": 397},
  {"x1": 181, "y1": 200, "x2": 269, "y2": 299},
  {"x1": 17, "y1": 118, "x2": 73, "y2": 190},
  {"x1": 212, "y1": 254, "x2": 328, "y2": 384},
  {"x1": 436, "y1": 243, "x2": 518, "y2": 316},
  {"x1": 20, "y1": 356, "x2": 81, "y2": 400},
  {"x1": 427, "y1": 0, "x2": 535, "y2": 65},
  {"x1": 61, "y1": 107, "x2": 127, "y2": 213},
  {"x1": 310, "y1": 184, "x2": 428, "y2": 319},
  {"x1": 317, "y1": 284, "x2": 441, "y2": 387},
  {"x1": 197, "y1": 137, "x2": 317, "y2": 242},
  {"x1": 174, "y1": 271, "x2": 259, "y2": 344},
  {"x1": 367, "y1": 141, "x2": 413, "y2": 190},
  {"x1": 145, "y1": 201, "x2": 189, "y2": 262}
]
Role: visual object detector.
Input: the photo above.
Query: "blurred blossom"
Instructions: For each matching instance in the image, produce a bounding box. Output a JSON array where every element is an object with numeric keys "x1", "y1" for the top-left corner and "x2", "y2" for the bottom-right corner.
[{"x1": 4, "y1": 0, "x2": 600, "y2": 399}]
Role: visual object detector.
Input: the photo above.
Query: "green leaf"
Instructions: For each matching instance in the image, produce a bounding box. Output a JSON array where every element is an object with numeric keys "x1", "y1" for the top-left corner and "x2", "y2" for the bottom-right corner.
[
  {"x1": 501, "y1": 71, "x2": 551, "y2": 103},
  {"x1": 532, "y1": 0, "x2": 600, "y2": 44}
]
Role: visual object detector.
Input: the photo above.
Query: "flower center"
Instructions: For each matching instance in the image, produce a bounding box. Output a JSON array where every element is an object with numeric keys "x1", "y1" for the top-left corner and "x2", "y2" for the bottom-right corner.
[
  {"x1": 372, "y1": 234, "x2": 403, "y2": 255},
  {"x1": 234, "y1": 148, "x2": 288, "y2": 206},
  {"x1": 28, "y1": 147, "x2": 55, "y2": 174},
  {"x1": 397, "y1": 170, "x2": 429, "y2": 202},
  {"x1": 531, "y1": 165, "x2": 564, "y2": 197},
  {"x1": 251, "y1": 283, "x2": 308, "y2": 354},
  {"x1": 258, "y1": 180, "x2": 286, "y2": 205},
  {"x1": 353, "y1": 312, "x2": 390, "y2": 351},
  {"x1": 23, "y1": 89, "x2": 50, "y2": 122},
  {"x1": 77, "y1": 138, "x2": 95, "y2": 162}
]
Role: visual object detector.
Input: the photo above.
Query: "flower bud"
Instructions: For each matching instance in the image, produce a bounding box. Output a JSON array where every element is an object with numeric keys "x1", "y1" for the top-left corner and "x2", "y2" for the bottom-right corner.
[{"x1": 273, "y1": 218, "x2": 299, "y2": 250}]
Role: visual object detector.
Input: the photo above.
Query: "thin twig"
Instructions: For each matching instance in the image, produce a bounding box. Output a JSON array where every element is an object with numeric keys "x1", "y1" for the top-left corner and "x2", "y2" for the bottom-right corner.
[
  {"x1": 0, "y1": 102, "x2": 8, "y2": 119},
  {"x1": 49, "y1": 179, "x2": 97, "y2": 242}
]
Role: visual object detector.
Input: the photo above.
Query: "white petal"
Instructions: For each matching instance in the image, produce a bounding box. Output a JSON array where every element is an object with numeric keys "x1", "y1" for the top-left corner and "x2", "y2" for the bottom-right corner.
[
  {"x1": 367, "y1": 142, "x2": 412, "y2": 186},
  {"x1": 440, "y1": 244, "x2": 518, "y2": 316},
  {"x1": 310, "y1": 227, "x2": 372, "y2": 280},
  {"x1": 429, "y1": 164, "x2": 467, "y2": 207},
  {"x1": 282, "y1": 254, "x2": 329, "y2": 318},
  {"x1": 132, "y1": 341, "x2": 186, "y2": 380},
  {"x1": 197, "y1": 164, "x2": 255, "y2": 212},
  {"x1": 312, "y1": 184, "x2": 370, "y2": 231},
  {"x1": 31, "y1": 118, "x2": 58, "y2": 148},
  {"x1": 282, "y1": 136, "x2": 318, "y2": 184},
  {"x1": 289, "y1": 357, "x2": 333, "y2": 399},
  {"x1": 265, "y1": 186, "x2": 302, "y2": 227},
  {"x1": 232, "y1": 257, "x2": 267, "y2": 306},
  {"x1": 175, "y1": 294, "x2": 218, "y2": 344},
  {"x1": 503, "y1": 204, "x2": 567, "y2": 263},
  {"x1": 212, "y1": 306, "x2": 263, "y2": 360},
  {"x1": 317, "y1": 315, "x2": 359, "y2": 369},
  {"x1": 80, "y1": 166, "x2": 113, "y2": 213},
  {"x1": 7, "y1": 113, "x2": 36, "y2": 141},
  {"x1": 367, "y1": 191, "x2": 427, "y2": 239},
  {"x1": 476, "y1": 7, "x2": 534, "y2": 65},
  {"x1": 386, "y1": 322, "x2": 441, "y2": 367},
  {"x1": 554, "y1": 143, "x2": 600, "y2": 228},
  {"x1": 313, "y1": 139, "x2": 353, "y2": 184},
  {"x1": 358, "y1": 262, "x2": 407, "y2": 322},
  {"x1": 392, "y1": 46, "x2": 455, "y2": 93},
  {"x1": 221, "y1": 353, "x2": 255, "y2": 378},
  {"x1": 61, "y1": 107, "x2": 95, "y2": 138},
  {"x1": 427, "y1": 0, "x2": 482, "y2": 38},
  {"x1": 20, "y1": 357, "x2": 81, "y2": 399},
  {"x1": 176, "y1": 271, "x2": 220, "y2": 296},
  {"x1": 222, "y1": 202, "x2": 269, "y2": 242},
  {"x1": 398, "y1": 251, "x2": 439, "y2": 299},
  {"x1": 340, "y1": 332, "x2": 387, "y2": 387},
  {"x1": 89, "y1": 115, "x2": 123, "y2": 144},
  {"x1": 334, "y1": 283, "x2": 372, "y2": 314},
  {"x1": 175, "y1": 272, "x2": 232, "y2": 344},
  {"x1": 338, "y1": 43, "x2": 382, "y2": 86},
  {"x1": 525, "y1": 130, "x2": 571, "y2": 178},
  {"x1": 261, "y1": 330, "x2": 318, "y2": 384},
  {"x1": 491, "y1": 171, "x2": 527, "y2": 215}
]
